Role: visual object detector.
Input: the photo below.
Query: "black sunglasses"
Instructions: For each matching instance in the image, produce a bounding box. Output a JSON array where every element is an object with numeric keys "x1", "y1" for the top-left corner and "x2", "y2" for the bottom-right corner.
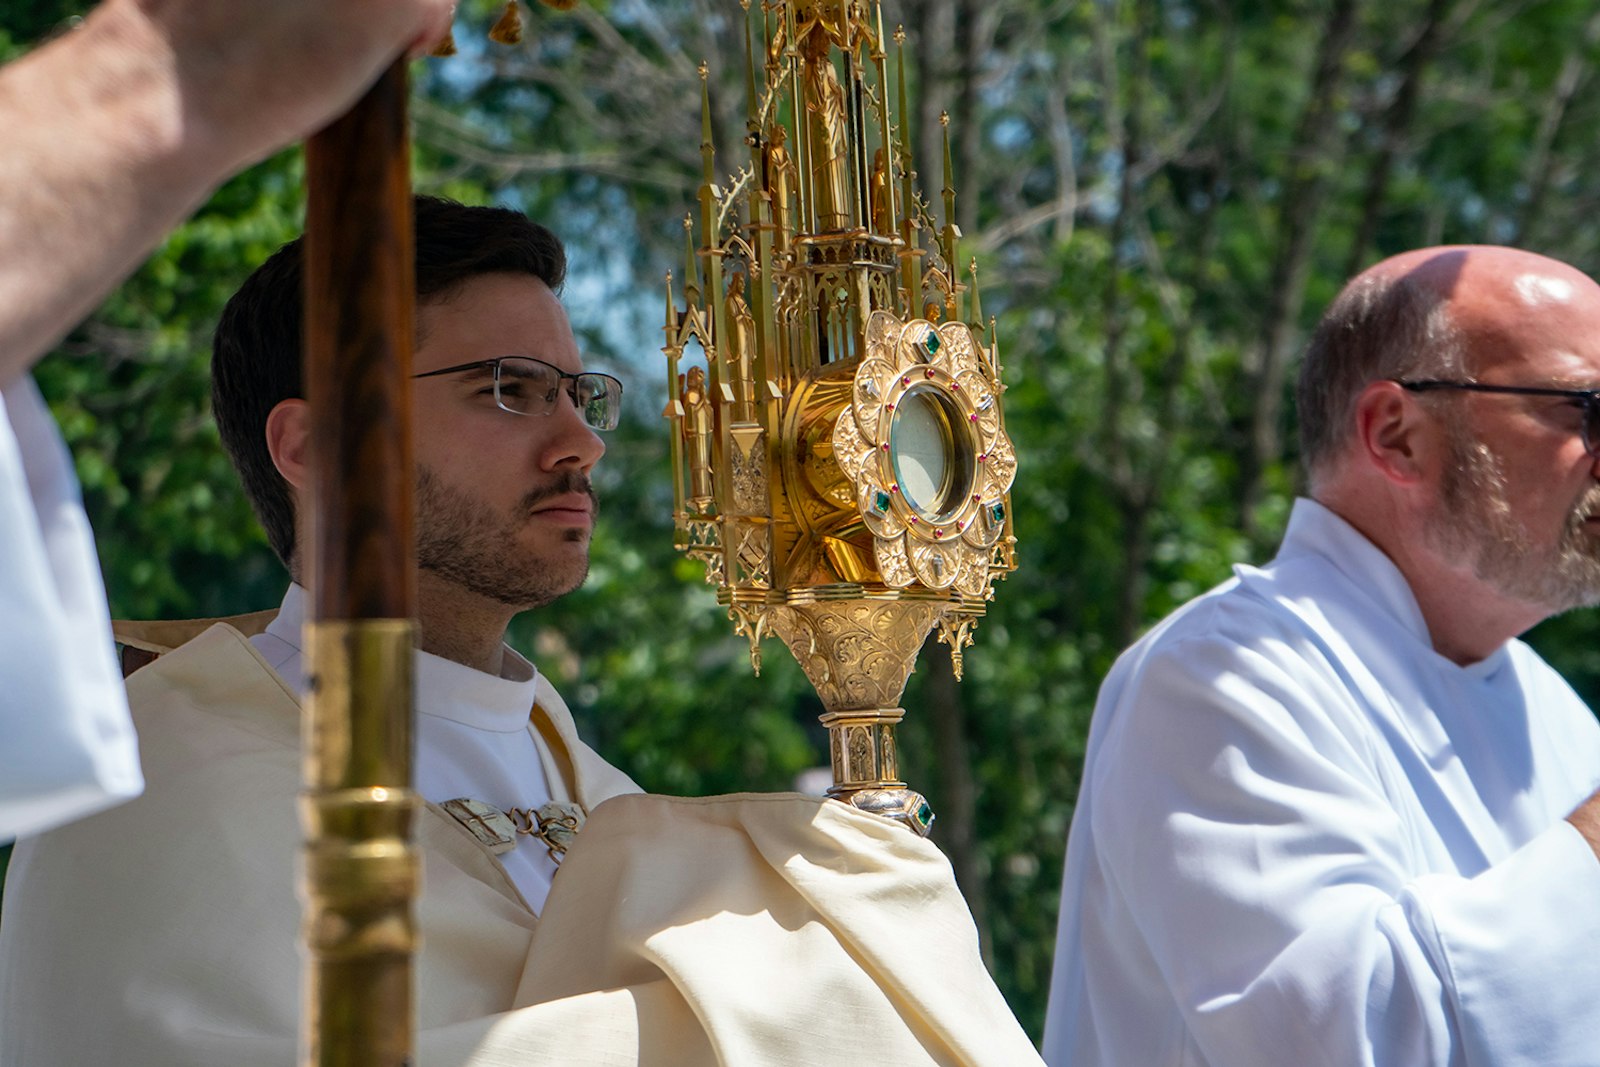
[{"x1": 1395, "y1": 378, "x2": 1600, "y2": 457}]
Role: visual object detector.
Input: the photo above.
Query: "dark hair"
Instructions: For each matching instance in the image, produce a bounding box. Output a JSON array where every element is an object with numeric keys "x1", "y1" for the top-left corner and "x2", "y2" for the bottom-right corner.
[
  {"x1": 212, "y1": 195, "x2": 567, "y2": 568},
  {"x1": 1296, "y1": 268, "x2": 1461, "y2": 483}
]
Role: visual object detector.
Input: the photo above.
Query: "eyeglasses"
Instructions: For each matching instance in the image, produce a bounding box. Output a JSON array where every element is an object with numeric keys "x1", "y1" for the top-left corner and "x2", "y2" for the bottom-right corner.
[
  {"x1": 414, "y1": 356, "x2": 623, "y2": 431},
  {"x1": 1395, "y1": 378, "x2": 1600, "y2": 457}
]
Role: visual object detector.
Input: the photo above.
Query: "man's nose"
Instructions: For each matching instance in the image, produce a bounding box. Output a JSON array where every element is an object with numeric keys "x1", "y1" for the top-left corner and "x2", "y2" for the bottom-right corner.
[{"x1": 538, "y1": 391, "x2": 606, "y2": 471}]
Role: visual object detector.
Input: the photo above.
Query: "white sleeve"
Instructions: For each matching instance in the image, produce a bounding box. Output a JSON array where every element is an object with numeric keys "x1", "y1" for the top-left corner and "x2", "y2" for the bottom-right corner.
[
  {"x1": 1089, "y1": 633, "x2": 1600, "y2": 1067},
  {"x1": 0, "y1": 376, "x2": 140, "y2": 839}
]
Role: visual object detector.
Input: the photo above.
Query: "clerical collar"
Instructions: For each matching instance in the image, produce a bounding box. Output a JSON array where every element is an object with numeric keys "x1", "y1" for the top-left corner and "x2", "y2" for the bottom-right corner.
[
  {"x1": 1272, "y1": 498, "x2": 1510, "y2": 678},
  {"x1": 261, "y1": 584, "x2": 540, "y2": 732}
]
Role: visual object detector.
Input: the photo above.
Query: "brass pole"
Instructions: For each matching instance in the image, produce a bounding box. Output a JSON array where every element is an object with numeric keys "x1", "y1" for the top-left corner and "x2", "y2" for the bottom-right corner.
[{"x1": 300, "y1": 59, "x2": 419, "y2": 1067}]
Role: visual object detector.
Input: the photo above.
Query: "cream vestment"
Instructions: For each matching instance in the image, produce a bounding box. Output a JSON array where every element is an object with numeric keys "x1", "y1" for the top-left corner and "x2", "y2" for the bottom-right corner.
[
  {"x1": 0, "y1": 620, "x2": 1040, "y2": 1066},
  {"x1": 252, "y1": 583, "x2": 574, "y2": 912}
]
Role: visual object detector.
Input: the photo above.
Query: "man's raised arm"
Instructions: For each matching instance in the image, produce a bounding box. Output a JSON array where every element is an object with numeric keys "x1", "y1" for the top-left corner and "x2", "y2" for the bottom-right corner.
[{"x1": 0, "y1": 0, "x2": 450, "y2": 382}]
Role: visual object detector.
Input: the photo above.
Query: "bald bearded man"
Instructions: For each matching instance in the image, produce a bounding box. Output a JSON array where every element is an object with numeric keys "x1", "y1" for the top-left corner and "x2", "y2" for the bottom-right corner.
[{"x1": 1044, "y1": 247, "x2": 1600, "y2": 1067}]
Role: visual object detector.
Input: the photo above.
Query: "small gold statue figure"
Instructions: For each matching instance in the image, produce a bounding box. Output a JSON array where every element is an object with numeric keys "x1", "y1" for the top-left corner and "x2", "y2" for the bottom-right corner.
[
  {"x1": 870, "y1": 147, "x2": 892, "y2": 234},
  {"x1": 680, "y1": 365, "x2": 715, "y2": 512},
  {"x1": 764, "y1": 124, "x2": 796, "y2": 251},
  {"x1": 801, "y1": 24, "x2": 852, "y2": 232},
  {"x1": 723, "y1": 272, "x2": 758, "y2": 422}
]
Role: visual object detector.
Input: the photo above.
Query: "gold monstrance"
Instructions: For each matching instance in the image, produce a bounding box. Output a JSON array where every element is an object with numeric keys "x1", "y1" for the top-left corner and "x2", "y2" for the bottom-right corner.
[{"x1": 663, "y1": 0, "x2": 1017, "y2": 836}]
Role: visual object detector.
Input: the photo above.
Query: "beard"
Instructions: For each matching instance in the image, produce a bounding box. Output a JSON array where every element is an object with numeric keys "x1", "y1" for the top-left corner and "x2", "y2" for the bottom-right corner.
[
  {"x1": 1425, "y1": 425, "x2": 1600, "y2": 615},
  {"x1": 415, "y1": 465, "x2": 598, "y2": 609}
]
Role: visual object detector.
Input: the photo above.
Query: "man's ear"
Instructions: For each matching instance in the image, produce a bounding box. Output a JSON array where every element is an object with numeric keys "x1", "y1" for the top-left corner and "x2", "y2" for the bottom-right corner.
[
  {"x1": 265, "y1": 398, "x2": 311, "y2": 491},
  {"x1": 1352, "y1": 379, "x2": 1434, "y2": 486}
]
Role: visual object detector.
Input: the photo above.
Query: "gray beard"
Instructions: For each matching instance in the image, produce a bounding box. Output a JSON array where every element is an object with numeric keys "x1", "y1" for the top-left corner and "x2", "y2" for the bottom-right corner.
[
  {"x1": 1426, "y1": 427, "x2": 1600, "y2": 615},
  {"x1": 415, "y1": 465, "x2": 595, "y2": 609}
]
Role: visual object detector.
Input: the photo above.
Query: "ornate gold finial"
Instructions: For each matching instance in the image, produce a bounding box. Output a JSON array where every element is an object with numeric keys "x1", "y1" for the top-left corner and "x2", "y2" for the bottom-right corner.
[
  {"x1": 940, "y1": 110, "x2": 950, "y2": 127},
  {"x1": 698, "y1": 60, "x2": 710, "y2": 80},
  {"x1": 894, "y1": 24, "x2": 906, "y2": 45},
  {"x1": 968, "y1": 257, "x2": 983, "y2": 326},
  {"x1": 663, "y1": 270, "x2": 679, "y2": 336},
  {"x1": 429, "y1": 27, "x2": 458, "y2": 56},
  {"x1": 489, "y1": 1, "x2": 524, "y2": 43},
  {"x1": 681, "y1": 213, "x2": 700, "y2": 299}
]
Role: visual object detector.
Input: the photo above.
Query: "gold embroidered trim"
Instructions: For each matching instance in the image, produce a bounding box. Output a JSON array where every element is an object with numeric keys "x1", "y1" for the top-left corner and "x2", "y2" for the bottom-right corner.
[{"x1": 441, "y1": 797, "x2": 586, "y2": 863}]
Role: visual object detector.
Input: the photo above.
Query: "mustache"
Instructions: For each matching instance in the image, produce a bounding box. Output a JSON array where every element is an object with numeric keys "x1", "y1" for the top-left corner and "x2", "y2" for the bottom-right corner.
[
  {"x1": 520, "y1": 470, "x2": 599, "y2": 515},
  {"x1": 1574, "y1": 484, "x2": 1600, "y2": 520},
  {"x1": 1562, "y1": 484, "x2": 1600, "y2": 547}
]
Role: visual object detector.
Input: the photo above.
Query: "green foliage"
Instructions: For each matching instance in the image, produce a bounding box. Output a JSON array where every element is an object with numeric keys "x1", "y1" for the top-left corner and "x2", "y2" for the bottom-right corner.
[
  {"x1": 36, "y1": 153, "x2": 307, "y2": 620},
  {"x1": 0, "y1": 0, "x2": 84, "y2": 53}
]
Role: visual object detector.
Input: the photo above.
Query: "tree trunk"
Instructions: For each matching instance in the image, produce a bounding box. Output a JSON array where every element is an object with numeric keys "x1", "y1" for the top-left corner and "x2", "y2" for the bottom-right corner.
[
  {"x1": 1237, "y1": 0, "x2": 1359, "y2": 539},
  {"x1": 923, "y1": 639, "x2": 991, "y2": 965},
  {"x1": 1091, "y1": 0, "x2": 1143, "y2": 494},
  {"x1": 1343, "y1": 0, "x2": 1454, "y2": 277},
  {"x1": 954, "y1": 0, "x2": 1000, "y2": 238},
  {"x1": 1513, "y1": 11, "x2": 1600, "y2": 246},
  {"x1": 914, "y1": 0, "x2": 958, "y2": 242}
]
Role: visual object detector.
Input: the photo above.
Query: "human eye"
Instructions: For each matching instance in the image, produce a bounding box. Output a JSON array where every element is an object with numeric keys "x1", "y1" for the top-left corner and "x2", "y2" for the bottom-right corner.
[
  {"x1": 1559, "y1": 394, "x2": 1593, "y2": 418},
  {"x1": 1544, "y1": 394, "x2": 1596, "y2": 435},
  {"x1": 502, "y1": 359, "x2": 567, "y2": 407}
]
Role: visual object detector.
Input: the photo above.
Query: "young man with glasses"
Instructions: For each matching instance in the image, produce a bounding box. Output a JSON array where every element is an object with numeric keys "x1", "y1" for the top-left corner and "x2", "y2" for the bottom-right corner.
[
  {"x1": 0, "y1": 196, "x2": 1039, "y2": 1065},
  {"x1": 1045, "y1": 245, "x2": 1600, "y2": 1067}
]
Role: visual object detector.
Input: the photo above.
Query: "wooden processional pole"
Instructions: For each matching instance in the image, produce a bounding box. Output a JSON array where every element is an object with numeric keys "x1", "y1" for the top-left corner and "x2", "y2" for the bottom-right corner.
[{"x1": 299, "y1": 60, "x2": 419, "y2": 1066}]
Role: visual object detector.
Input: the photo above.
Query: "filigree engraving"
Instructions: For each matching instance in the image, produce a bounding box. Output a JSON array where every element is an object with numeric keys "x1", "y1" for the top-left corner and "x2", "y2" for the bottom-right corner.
[
  {"x1": 981, "y1": 434, "x2": 1017, "y2": 494},
  {"x1": 685, "y1": 518, "x2": 725, "y2": 585},
  {"x1": 687, "y1": 519, "x2": 721, "y2": 548},
  {"x1": 875, "y1": 533, "x2": 915, "y2": 587},
  {"x1": 879, "y1": 727, "x2": 898, "y2": 780},
  {"x1": 951, "y1": 549, "x2": 989, "y2": 598},
  {"x1": 853, "y1": 357, "x2": 896, "y2": 428},
  {"x1": 831, "y1": 407, "x2": 874, "y2": 484},
  {"x1": 956, "y1": 369, "x2": 1001, "y2": 437},
  {"x1": 767, "y1": 600, "x2": 944, "y2": 711},
  {"x1": 865, "y1": 309, "x2": 901, "y2": 359},
  {"x1": 729, "y1": 432, "x2": 768, "y2": 513},
  {"x1": 909, "y1": 540, "x2": 956, "y2": 589},
  {"x1": 935, "y1": 321, "x2": 975, "y2": 367},
  {"x1": 734, "y1": 523, "x2": 771, "y2": 586},
  {"x1": 848, "y1": 726, "x2": 873, "y2": 781}
]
